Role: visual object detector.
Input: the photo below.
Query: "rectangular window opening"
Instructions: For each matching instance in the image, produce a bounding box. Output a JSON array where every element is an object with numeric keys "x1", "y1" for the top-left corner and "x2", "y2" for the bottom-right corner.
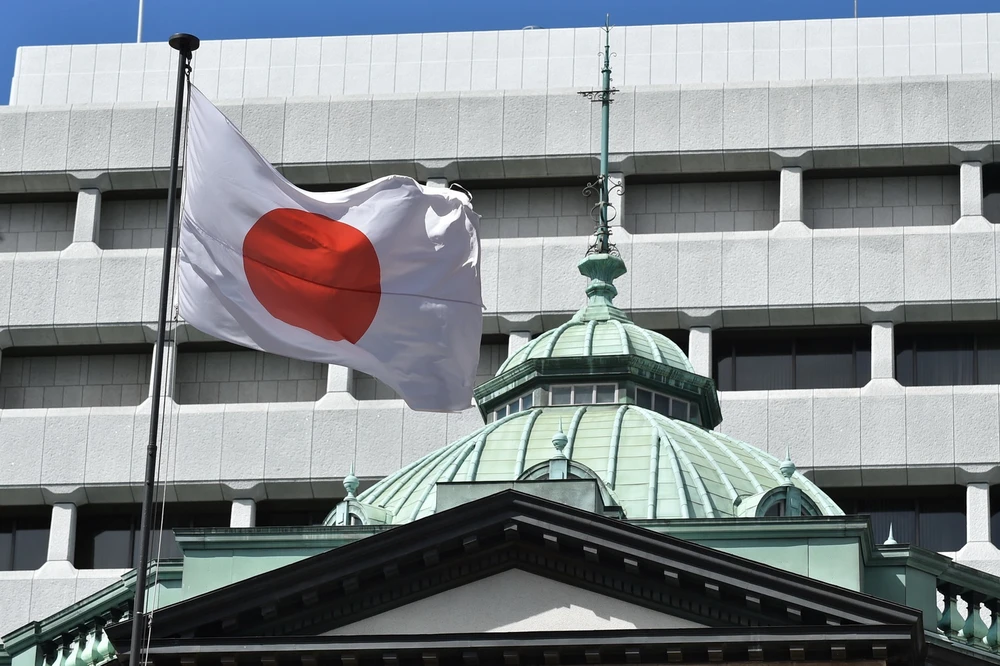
[
  {"x1": 713, "y1": 327, "x2": 871, "y2": 391},
  {"x1": 0, "y1": 506, "x2": 50, "y2": 572},
  {"x1": 825, "y1": 486, "x2": 966, "y2": 552},
  {"x1": 75, "y1": 503, "x2": 230, "y2": 569},
  {"x1": 895, "y1": 324, "x2": 1000, "y2": 387}
]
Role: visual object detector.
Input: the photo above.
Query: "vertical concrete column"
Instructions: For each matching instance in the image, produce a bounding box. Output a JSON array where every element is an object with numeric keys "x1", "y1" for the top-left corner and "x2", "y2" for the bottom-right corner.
[
  {"x1": 150, "y1": 338, "x2": 177, "y2": 399},
  {"x1": 426, "y1": 178, "x2": 448, "y2": 189},
  {"x1": 72, "y1": 188, "x2": 102, "y2": 244},
  {"x1": 326, "y1": 365, "x2": 354, "y2": 393},
  {"x1": 688, "y1": 327, "x2": 713, "y2": 378},
  {"x1": 508, "y1": 331, "x2": 532, "y2": 358},
  {"x1": 870, "y1": 322, "x2": 895, "y2": 380},
  {"x1": 966, "y1": 483, "x2": 991, "y2": 544},
  {"x1": 46, "y1": 503, "x2": 77, "y2": 564},
  {"x1": 778, "y1": 167, "x2": 804, "y2": 225},
  {"x1": 960, "y1": 161, "x2": 984, "y2": 218},
  {"x1": 230, "y1": 499, "x2": 257, "y2": 528},
  {"x1": 608, "y1": 172, "x2": 625, "y2": 230}
]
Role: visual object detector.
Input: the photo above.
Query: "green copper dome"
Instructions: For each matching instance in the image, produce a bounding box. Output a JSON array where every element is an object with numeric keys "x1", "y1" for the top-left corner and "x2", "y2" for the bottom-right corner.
[
  {"x1": 355, "y1": 405, "x2": 843, "y2": 524},
  {"x1": 498, "y1": 319, "x2": 694, "y2": 375},
  {"x1": 475, "y1": 254, "x2": 723, "y2": 427},
  {"x1": 341, "y1": 250, "x2": 843, "y2": 528},
  {"x1": 496, "y1": 254, "x2": 691, "y2": 375}
]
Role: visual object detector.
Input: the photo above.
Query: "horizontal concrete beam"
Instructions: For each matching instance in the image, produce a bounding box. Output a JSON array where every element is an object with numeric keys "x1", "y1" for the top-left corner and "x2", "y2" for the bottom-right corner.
[
  {"x1": 0, "y1": 395, "x2": 486, "y2": 504},
  {"x1": 0, "y1": 568, "x2": 125, "y2": 638},
  {"x1": 1, "y1": 383, "x2": 998, "y2": 503},
  {"x1": 718, "y1": 383, "x2": 1000, "y2": 488},
  {"x1": 2, "y1": 76, "x2": 999, "y2": 192},
  {"x1": 3, "y1": 222, "x2": 997, "y2": 341}
]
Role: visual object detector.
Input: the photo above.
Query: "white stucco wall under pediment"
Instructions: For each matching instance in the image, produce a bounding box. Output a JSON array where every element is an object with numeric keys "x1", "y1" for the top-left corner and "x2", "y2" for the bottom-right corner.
[{"x1": 325, "y1": 568, "x2": 705, "y2": 634}]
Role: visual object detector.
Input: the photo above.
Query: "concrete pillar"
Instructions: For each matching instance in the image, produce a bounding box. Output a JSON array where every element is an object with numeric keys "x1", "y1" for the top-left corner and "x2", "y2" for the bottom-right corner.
[
  {"x1": 326, "y1": 365, "x2": 353, "y2": 393},
  {"x1": 960, "y1": 161, "x2": 984, "y2": 218},
  {"x1": 870, "y1": 322, "x2": 895, "y2": 380},
  {"x1": 608, "y1": 172, "x2": 625, "y2": 229},
  {"x1": 508, "y1": 331, "x2": 532, "y2": 358},
  {"x1": 426, "y1": 178, "x2": 448, "y2": 189},
  {"x1": 688, "y1": 327, "x2": 713, "y2": 377},
  {"x1": 966, "y1": 483, "x2": 991, "y2": 544},
  {"x1": 72, "y1": 188, "x2": 101, "y2": 244},
  {"x1": 230, "y1": 499, "x2": 257, "y2": 528},
  {"x1": 46, "y1": 503, "x2": 77, "y2": 564},
  {"x1": 956, "y1": 483, "x2": 1000, "y2": 575},
  {"x1": 149, "y1": 339, "x2": 177, "y2": 400},
  {"x1": 778, "y1": 167, "x2": 803, "y2": 225}
]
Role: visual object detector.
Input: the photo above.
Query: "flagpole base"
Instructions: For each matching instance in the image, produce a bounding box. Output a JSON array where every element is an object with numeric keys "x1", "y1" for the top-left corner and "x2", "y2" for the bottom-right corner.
[{"x1": 169, "y1": 33, "x2": 200, "y2": 57}]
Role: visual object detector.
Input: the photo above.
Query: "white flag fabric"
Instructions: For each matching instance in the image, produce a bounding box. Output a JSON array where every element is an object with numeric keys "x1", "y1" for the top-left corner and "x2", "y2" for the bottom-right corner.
[{"x1": 178, "y1": 85, "x2": 483, "y2": 412}]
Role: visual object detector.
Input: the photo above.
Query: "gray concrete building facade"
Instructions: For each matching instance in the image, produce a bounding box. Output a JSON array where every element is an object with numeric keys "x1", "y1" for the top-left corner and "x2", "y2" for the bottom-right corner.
[{"x1": 3, "y1": 11, "x2": 1000, "y2": 633}]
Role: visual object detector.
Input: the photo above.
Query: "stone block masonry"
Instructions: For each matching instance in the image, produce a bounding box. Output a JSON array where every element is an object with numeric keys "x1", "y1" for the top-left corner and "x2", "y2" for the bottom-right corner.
[
  {"x1": 0, "y1": 351, "x2": 151, "y2": 408},
  {"x1": 0, "y1": 202, "x2": 74, "y2": 253},
  {"x1": 175, "y1": 349, "x2": 328, "y2": 405}
]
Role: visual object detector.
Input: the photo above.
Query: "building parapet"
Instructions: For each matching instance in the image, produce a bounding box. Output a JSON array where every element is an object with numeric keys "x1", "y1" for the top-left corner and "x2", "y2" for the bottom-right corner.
[
  {"x1": 2, "y1": 76, "x2": 1000, "y2": 193},
  {"x1": 3, "y1": 224, "x2": 1000, "y2": 343},
  {"x1": 10, "y1": 15, "x2": 1000, "y2": 105}
]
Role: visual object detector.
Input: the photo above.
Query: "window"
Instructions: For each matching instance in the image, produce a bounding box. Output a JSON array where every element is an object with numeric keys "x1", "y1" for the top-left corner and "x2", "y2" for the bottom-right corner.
[
  {"x1": 714, "y1": 328, "x2": 871, "y2": 391},
  {"x1": 635, "y1": 388, "x2": 700, "y2": 424},
  {"x1": 655, "y1": 329, "x2": 690, "y2": 356},
  {"x1": 755, "y1": 490, "x2": 820, "y2": 518},
  {"x1": 493, "y1": 392, "x2": 534, "y2": 421},
  {"x1": 75, "y1": 503, "x2": 230, "y2": 569},
  {"x1": 547, "y1": 384, "x2": 618, "y2": 406},
  {"x1": 895, "y1": 326, "x2": 1000, "y2": 386},
  {"x1": 256, "y1": 500, "x2": 334, "y2": 527},
  {"x1": 989, "y1": 486, "x2": 1000, "y2": 549},
  {"x1": 825, "y1": 486, "x2": 966, "y2": 552},
  {"x1": 0, "y1": 507, "x2": 50, "y2": 571}
]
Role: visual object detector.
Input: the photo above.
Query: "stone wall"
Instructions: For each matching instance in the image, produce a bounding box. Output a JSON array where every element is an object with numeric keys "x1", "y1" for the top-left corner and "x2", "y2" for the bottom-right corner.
[
  {"x1": 0, "y1": 202, "x2": 74, "y2": 253},
  {"x1": 0, "y1": 351, "x2": 151, "y2": 408},
  {"x1": 803, "y1": 175, "x2": 960, "y2": 228},
  {"x1": 624, "y1": 181, "x2": 779, "y2": 233},
  {"x1": 175, "y1": 349, "x2": 328, "y2": 404}
]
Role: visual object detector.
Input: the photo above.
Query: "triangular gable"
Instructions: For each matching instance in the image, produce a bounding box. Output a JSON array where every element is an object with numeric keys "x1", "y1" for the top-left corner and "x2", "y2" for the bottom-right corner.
[
  {"x1": 106, "y1": 489, "x2": 924, "y2": 664},
  {"x1": 326, "y1": 569, "x2": 706, "y2": 634}
]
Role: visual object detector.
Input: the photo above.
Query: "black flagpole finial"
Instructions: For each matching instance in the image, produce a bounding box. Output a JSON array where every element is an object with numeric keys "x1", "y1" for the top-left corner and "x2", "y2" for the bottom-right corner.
[{"x1": 169, "y1": 32, "x2": 200, "y2": 57}]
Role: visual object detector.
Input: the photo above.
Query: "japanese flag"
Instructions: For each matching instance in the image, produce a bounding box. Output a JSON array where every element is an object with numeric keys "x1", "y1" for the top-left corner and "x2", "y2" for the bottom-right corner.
[{"x1": 178, "y1": 85, "x2": 483, "y2": 412}]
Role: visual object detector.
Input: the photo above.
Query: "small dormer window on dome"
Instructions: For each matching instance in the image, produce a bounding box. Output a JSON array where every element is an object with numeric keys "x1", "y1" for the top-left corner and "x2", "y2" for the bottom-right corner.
[{"x1": 734, "y1": 452, "x2": 821, "y2": 518}]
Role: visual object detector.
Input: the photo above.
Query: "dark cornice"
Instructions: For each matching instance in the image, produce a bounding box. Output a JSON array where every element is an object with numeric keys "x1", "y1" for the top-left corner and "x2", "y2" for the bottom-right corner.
[
  {"x1": 137, "y1": 626, "x2": 921, "y2": 665},
  {"x1": 106, "y1": 490, "x2": 922, "y2": 653}
]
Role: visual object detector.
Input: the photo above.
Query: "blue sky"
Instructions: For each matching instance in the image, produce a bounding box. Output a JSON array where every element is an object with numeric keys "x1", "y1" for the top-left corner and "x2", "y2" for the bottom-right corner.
[{"x1": 3, "y1": 0, "x2": 1000, "y2": 102}]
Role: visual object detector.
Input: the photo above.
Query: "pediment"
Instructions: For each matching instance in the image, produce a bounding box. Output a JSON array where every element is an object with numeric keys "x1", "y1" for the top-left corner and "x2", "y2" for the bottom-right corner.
[
  {"x1": 325, "y1": 569, "x2": 706, "y2": 635},
  {"x1": 106, "y1": 489, "x2": 924, "y2": 665}
]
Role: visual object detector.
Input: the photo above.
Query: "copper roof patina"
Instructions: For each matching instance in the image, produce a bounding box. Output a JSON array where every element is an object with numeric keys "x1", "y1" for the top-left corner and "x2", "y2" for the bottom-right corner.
[{"x1": 353, "y1": 252, "x2": 843, "y2": 525}]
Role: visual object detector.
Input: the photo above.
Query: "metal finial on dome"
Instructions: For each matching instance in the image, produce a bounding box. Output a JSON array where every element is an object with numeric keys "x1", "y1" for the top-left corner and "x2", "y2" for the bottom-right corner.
[
  {"x1": 779, "y1": 447, "x2": 796, "y2": 486},
  {"x1": 552, "y1": 419, "x2": 568, "y2": 458},
  {"x1": 884, "y1": 523, "x2": 897, "y2": 546},
  {"x1": 579, "y1": 15, "x2": 620, "y2": 258},
  {"x1": 343, "y1": 462, "x2": 360, "y2": 498},
  {"x1": 576, "y1": 253, "x2": 628, "y2": 322}
]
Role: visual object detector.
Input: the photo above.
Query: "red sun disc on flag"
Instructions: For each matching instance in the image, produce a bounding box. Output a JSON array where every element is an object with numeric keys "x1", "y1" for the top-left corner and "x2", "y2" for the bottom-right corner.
[{"x1": 242, "y1": 208, "x2": 382, "y2": 344}]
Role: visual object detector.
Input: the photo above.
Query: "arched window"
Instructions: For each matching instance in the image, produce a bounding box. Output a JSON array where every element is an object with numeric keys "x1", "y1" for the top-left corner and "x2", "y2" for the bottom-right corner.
[{"x1": 755, "y1": 488, "x2": 820, "y2": 518}]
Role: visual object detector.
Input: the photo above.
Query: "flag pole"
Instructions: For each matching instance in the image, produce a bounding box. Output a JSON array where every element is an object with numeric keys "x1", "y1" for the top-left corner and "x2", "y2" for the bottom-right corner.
[
  {"x1": 127, "y1": 31, "x2": 199, "y2": 666},
  {"x1": 136, "y1": 0, "x2": 144, "y2": 42}
]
